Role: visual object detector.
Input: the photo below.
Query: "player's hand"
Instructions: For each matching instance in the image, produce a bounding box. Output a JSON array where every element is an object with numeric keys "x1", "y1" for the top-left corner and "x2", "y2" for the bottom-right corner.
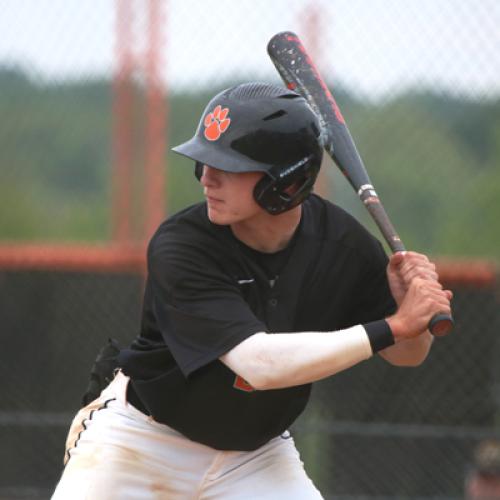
[
  {"x1": 386, "y1": 277, "x2": 452, "y2": 341},
  {"x1": 387, "y1": 251, "x2": 440, "y2": 306}
]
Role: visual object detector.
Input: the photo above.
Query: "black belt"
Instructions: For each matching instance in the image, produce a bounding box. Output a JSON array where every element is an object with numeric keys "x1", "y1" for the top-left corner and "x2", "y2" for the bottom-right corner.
[{"x1": 126, "y1": 381, "x2": 151, "y2": 416}]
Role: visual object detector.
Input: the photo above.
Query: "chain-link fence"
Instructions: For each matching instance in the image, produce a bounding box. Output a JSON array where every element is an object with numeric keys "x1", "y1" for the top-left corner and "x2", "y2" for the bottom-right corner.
[
  {"x1": 295, "y1": 280, "x2": 500, "y2": 499},
  {"x1": 0, "y1": 1, "x2": 499, "y2": 498}
]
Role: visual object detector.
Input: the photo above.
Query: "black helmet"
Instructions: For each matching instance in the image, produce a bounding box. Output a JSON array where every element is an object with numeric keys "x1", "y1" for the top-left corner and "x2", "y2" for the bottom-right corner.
[{"x1": 172, "y1": 82, "x2": 323, "y2": 215}]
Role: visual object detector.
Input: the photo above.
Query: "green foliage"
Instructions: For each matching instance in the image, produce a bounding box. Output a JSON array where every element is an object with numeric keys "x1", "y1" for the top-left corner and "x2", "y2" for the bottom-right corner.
[
  {"x1": 0, "y1": 67, "x2": 111, "y2": 241},
  {"x1": 0, "y1": 67, "x2": 498, "y2": 259},
  {"x1": 329, "y1": 91, "x2": 500, "y2": 259}
]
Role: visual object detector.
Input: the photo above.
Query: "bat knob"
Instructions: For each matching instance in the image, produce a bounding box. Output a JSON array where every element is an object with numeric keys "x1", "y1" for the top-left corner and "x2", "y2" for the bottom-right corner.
[{"x1": 429, "y1": 313, "x2": 454, "y2": 337}]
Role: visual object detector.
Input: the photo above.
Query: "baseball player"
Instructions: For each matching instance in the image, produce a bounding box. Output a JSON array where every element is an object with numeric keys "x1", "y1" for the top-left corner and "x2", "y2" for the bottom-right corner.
[{"x1": 52, "y1": 82, "x2": 452, "y2": 499}]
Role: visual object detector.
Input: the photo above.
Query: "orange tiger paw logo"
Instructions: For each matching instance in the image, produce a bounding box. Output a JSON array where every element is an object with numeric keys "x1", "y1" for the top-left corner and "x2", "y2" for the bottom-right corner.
[
  {"x1": 204, "y1": 105, "x2": 231, "y2": 141},
  {"x1": 233, "y1": 375, "x2": 255, "y2": 392}
]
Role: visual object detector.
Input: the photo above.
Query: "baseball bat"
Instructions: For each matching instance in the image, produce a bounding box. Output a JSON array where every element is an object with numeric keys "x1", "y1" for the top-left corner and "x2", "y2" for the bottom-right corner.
[{"x1": 267, "y1": 31, "x2": 453, "y2": 337}]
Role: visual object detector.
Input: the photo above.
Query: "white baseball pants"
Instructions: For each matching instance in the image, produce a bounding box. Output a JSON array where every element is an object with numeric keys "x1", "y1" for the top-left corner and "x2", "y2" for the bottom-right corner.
[{"x1": 51, "y1": 371, "x2": 323, "y2": 499}]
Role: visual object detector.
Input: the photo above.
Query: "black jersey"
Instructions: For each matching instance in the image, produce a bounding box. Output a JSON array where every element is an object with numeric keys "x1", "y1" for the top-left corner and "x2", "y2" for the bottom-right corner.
[{"x1": 118, "y1": 194, "x2": 396, "y2": 451}]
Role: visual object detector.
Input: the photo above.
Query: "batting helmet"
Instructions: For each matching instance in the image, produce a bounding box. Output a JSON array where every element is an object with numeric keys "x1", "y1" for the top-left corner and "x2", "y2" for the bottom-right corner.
[{"x1": 172, "y1": 82, "x2": 323, "y2": 215}]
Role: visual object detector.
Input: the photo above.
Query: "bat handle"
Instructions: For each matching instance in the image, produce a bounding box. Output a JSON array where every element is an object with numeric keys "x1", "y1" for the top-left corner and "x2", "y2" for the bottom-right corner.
[
  {"x1": 429, "y1": 313, "x2": 454, "y2": 337},
  {"x1": 360, "y1": 191, "x2": 454, "y2": 337}
]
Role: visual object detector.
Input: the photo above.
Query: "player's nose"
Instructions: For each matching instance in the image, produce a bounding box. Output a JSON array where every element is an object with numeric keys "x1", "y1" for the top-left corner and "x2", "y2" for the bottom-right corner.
[{"x1": 200, "y1": 165, "x2": 222, "y2": 187}]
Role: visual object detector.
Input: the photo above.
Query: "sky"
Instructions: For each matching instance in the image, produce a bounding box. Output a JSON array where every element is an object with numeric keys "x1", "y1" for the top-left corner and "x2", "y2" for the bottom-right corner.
[{"x1": 0, "y1": 0, "x2": 499, "y2": 99}]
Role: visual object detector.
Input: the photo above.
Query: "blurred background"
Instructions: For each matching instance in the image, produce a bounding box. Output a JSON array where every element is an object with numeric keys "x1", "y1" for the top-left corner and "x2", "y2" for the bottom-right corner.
[{"x1": 0, "y1": 0, "x2": 499, "y2": 498}]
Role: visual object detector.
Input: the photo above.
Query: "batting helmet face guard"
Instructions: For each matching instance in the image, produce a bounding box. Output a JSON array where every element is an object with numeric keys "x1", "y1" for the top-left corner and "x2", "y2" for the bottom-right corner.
[{"x1": 172, "y1": 82, "x2": 323, "y2": 215}]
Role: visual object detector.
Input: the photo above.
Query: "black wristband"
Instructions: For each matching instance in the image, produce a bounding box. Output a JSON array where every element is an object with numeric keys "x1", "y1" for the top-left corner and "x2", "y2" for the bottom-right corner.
[{"x1": 363, "y1": 319, "x2": 395, "y2": 353}]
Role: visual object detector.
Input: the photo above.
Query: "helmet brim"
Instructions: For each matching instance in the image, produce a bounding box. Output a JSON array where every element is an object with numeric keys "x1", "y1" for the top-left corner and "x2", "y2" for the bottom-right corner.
[{"x1": 172, "y1": 137, "x2": 270, "y2": 174}]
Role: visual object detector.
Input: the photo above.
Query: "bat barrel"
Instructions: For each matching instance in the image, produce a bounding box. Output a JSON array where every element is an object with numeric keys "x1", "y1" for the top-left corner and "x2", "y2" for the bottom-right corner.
[{"x1": 267, "y1": 32, "x2": 372, "y2": 193}]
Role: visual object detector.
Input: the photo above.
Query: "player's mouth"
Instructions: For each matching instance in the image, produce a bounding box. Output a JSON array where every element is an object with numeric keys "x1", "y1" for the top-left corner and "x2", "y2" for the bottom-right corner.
[{"x1": 206, "y1": 194, "x2": 224, "y2": 205}]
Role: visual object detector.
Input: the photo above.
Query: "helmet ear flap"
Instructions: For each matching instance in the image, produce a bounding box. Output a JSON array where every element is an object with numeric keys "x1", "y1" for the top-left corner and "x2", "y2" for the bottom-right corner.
[
  {"x1": 254, "y1": 175, "x2": 315, "y2": 215},
  {"x1": 253, "y1": 155, "x2": 320, "y2": 215},
  {"x1": 253, "y1": 176, "x2": 283, "y2": 215}
]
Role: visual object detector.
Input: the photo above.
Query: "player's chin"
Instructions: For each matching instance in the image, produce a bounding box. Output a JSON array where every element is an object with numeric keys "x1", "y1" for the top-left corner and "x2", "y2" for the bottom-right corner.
[{"x1": 206, "y1": 206, "x2": 232, "y2": 226}]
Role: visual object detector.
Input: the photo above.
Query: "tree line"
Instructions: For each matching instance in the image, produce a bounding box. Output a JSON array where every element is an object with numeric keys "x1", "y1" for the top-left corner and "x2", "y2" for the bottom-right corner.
[{"x1": 0, "y1": 67, "x2": 498, "y2": 259}]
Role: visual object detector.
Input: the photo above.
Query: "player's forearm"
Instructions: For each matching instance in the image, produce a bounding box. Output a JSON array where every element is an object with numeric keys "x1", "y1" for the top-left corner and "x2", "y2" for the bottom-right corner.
[
  {"x1": 220, "y1": 326, "x2": 375, "y2": 390},
  {"x1": 378, "y1": 331, "x2": 433, "y2": 367}
]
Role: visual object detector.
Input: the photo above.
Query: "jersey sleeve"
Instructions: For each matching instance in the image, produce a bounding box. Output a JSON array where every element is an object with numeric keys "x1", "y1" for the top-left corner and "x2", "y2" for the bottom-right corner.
[
  {"x1": 350, "y1": 239, "x2": 397, "y2": 326},
  {"x1": 147, "y1": 224, "x2": 266, "y2": 377}
]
